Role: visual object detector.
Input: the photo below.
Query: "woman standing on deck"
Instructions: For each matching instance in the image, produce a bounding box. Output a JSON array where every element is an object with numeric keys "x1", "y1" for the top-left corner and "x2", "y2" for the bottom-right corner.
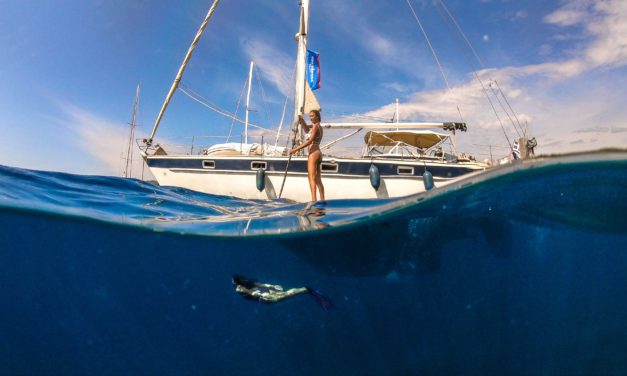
[{"x1": 289, "y1": 110, "x2": 325, "y2": 201}]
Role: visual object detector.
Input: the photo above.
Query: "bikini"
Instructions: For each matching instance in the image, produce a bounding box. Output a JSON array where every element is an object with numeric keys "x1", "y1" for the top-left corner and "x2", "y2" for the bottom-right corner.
[{"x1": 306, "y1": 124, "x2": 323, "y2": 146}]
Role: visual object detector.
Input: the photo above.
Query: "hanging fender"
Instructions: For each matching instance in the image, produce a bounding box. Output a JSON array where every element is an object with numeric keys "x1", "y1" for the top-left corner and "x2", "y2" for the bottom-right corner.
[
  {"x1": 369, "y1": 164, "x2": 380, "y2": 190},
  {"x1": 256, "y1": 168, "x2": 265, "y2": 192},
  {"x1": 423, "y1": 170, "x2": 434, "y2": 191}
]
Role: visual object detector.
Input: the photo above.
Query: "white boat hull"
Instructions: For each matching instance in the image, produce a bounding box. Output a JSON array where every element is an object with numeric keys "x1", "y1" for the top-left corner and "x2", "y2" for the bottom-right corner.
[{"x1": 143, "y1": 154, "x2": 487, "y2": 202}]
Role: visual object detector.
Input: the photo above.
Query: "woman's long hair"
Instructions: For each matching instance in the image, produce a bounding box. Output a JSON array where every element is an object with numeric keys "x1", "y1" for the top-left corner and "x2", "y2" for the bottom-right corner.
[{"x1": 310, "y1": 109, "x2": 321, "y2": 123}]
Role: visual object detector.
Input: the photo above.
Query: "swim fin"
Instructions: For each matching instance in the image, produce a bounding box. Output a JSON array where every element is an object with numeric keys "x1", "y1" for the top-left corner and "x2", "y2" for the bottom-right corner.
[{"x1": 306, "y1": 287, "x2": 335, "y2": 311}]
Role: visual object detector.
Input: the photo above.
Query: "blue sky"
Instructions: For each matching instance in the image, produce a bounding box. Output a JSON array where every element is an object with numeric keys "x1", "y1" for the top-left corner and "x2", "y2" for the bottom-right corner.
[{"x1": 1, "y1": 0, "x2": 626, "y2": 176}]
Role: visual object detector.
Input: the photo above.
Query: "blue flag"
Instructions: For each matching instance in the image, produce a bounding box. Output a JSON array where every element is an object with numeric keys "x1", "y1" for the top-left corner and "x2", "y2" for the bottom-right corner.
[{"x1": 306, "y1": 49, "x2": 320, "y2": 90}]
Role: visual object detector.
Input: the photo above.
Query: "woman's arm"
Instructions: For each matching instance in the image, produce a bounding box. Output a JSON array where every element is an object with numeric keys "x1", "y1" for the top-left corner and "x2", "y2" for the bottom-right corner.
[
  {"x1": 290, "y1": 118, "x2": 316, "y2": 154},
  {"x1": 297, "y1": 115, "x2": 311, "y2": 134},
  {"x1": 290, "y1": 137, "x2": 313, "y2": 154}
]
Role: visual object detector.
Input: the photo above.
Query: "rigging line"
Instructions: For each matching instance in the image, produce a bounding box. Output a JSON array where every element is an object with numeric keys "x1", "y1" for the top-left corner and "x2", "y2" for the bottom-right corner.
[
  {"x1": 284, "y1": 84, "x2": 297, "y2": 149},
  {"x1": 432, "y1": 0, "x2": 513, "y2": 147},
  {"x1": 178, "y1": 86, "x2": 274, "y2": 133},
  {"x1": 323, "y1": 110, "x2": 396, "y2": 123},
  {"x1": 321, "y1": 129, "x2": 362, "y2": 150},
  {"x1": 276, "y1": 94, "x2": 290, "y2": 147},
  {"x1": 124, "y1": 84, "x2": 140, "y2": 178},
  {"x1": 405, "y1": 0, "x2": 465, "y2": 125},
  {"x1": 492, "y1": 79, "x2": 524, "y2": 133},
  {"x1": 277, "y1": 63, "x2": 296, "y2": 148},
  {"x1": 488, "y1": 81, "x2": 522, "y2": 138},
  {"x1": 180, "y1": 84, "x2": 235, "y2": 117},
  {"x1": 436, "y1": 0, "x2": 525, "y2": 137},
  {"x1": 436, "y1": 0, "x2": 485, "y2": 69},
  {"x1": 347, "y1": 113, "x2": 396, "y2": 122},
  {"x1": 253, "y1": 65, "x2": 275, "y2": 140},
  {"x1": 228, "y1": 77, "x2": 249, "y2": 142}
]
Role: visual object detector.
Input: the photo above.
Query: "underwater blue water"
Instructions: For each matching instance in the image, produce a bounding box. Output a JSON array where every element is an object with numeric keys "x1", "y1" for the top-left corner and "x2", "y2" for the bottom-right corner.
[{"x1": 1, "y1": 153, "x2": 626, "y2": 375}]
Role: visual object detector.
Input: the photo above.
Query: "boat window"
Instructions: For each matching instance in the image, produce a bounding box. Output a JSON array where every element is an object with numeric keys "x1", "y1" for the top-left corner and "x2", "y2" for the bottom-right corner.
[
  {"x1": 397, "y1": 166, "x2": 414, "y2": 175},
  {"x1": 321, "y1": 163, "x2": 338, "y2": 173},
  {"x1": 251, "y1": 161, "x2": 267, "y2": 170},
  {"x1": 202, "y1": 160, "x2": 215, "y2": 169}
]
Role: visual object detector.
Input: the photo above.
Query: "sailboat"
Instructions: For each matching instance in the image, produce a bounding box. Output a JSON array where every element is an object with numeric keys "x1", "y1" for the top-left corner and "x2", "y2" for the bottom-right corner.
[{"x1": 139, "y1": 0, "x2": 489, "y2": 202}]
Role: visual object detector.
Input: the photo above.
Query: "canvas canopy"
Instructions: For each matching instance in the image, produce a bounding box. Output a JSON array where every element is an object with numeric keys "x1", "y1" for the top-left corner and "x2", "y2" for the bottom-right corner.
[{"x1": 364, "y1": 130, "x2": 448, "y2": 149}]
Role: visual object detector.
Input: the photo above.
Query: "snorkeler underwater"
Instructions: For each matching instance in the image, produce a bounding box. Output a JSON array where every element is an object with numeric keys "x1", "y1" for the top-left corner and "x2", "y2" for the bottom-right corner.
[{"x1": 232, "y1": 275, "x2": 335, "y2": 311}]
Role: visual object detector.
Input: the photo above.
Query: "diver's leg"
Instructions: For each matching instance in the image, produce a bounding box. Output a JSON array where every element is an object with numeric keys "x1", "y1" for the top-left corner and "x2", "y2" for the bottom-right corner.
[
  {"x1": 261, "y1": 287, "x2": 307, "y2": 302},
  {"x1": 283, "y1": 287, "x2": 308, "y2": 298},
  {"x1": 307, "y1": 155, "x2": 318, "y2": 201}
]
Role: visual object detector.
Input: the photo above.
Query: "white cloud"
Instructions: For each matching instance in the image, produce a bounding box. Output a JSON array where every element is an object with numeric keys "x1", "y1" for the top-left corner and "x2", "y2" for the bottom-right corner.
[
  {"x1": 483, "y1": 0, "x2": 627, "y2": 83},
  {"x1": 511, "y1": 10, "x2": 528, "y2": 21},
  {"x1": 544, "y1": 8, "x2": 588, "y2": 27},
  {"x1": 241, "y1": 38, "x2": 293, "y2": 97},
  {"x1": 55, "y1": 102, "x2": 155, "y2": 179},
  {"x1": 584, "y1": 1, "x2": 627, "y2": 68},
  {"x1": 539, "y1": 44, "x2": 553, "y2": 56},
  {"x1": 543, "y1": 0, "x2": 627, "y2": 72},
  {"x1": 353, "y1": 0, "x2": 627, "y2": 156},
  {"x1": 316, "y1": 1, "x2": 437, "y2": 81},
  {"x1": 381, "y1": 81, "x2": 417, "y2": 94},
  {"x1": 370, "y1": 34, "x2": 396, "y2": 57}
]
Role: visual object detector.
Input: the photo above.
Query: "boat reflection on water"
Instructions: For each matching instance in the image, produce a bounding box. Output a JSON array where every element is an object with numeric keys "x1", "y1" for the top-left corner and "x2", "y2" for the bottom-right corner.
[{"x1": 147, "y1": 198, "x2": 333, "y2": 234}]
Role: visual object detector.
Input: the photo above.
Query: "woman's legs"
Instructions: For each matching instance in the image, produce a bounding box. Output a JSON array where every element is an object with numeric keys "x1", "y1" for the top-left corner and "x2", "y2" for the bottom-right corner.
[
  {"x1": 307, "y1": 153, "x2": 320, "y2": 201},
  {"x1": 307, "y1": 150, "x2": 325, "y2": 201},
  {"x1": 315, "y1": 159, "x2": 325, "y2": 200}
]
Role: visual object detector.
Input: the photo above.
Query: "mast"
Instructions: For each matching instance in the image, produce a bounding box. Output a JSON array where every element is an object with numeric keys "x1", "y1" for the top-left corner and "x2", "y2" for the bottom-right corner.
[
  {"x1": 244, "y1": 61, "x2": 254, "y2": 144},
  {"x1": 146, "y1": 0, "x2": 221, "y2": 145},
  {"x1": 123, "y1": 84, "x2": 140, "y2": 178},
  {"x1": 395, "y1": 98, "x2": 400, "y2": 131},
  {"x1": 292, "y1": 0, "x2": 310, "y2": 145}
]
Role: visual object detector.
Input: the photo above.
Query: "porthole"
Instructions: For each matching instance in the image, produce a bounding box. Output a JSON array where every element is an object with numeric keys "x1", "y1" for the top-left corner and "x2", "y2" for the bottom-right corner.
[
  {"x1": 397, "y1": 166, "x2": 414, "y2": 175},
  {"x1": 321, "y1": 163, "x2": 338, "y2": 173},
  {"x1": 251, "y1": 161, "x2": 267, "y2": 170}
]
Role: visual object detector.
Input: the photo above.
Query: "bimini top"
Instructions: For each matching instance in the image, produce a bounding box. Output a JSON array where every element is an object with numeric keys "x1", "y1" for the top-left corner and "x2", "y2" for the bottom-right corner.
[{"x1": 364, "y1": 130, "x2": 449, "y2": 149}]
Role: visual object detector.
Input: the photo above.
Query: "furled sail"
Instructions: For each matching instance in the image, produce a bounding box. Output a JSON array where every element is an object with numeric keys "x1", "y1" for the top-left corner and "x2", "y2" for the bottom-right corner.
[{"x1": 304, "y1": 84, "x2": 321, "y2": 113}]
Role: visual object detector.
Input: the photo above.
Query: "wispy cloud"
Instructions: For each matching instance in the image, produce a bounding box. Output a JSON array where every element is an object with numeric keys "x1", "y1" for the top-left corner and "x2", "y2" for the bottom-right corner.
[
  {"x1": 544, "y1": 5, "x2": 589, "y2": 26},
  {"x1": 511, "y1": 10, "x2": 528, "y2": 21},
  {"x1": 54, "y1": 101, "x2": 154, "y2": 179},
  {"x1": 241, "y1": 38, "x2": 293, "y2": 97},
  {"x1": 357, "y1": 0, "x2": 627, "y2": 155},
  {"x1": 316, "y1": 1, "x2": 437, "y2": 81},
  {"x1": 542, "y1": 0, "x2": 627, "y2": 74}
]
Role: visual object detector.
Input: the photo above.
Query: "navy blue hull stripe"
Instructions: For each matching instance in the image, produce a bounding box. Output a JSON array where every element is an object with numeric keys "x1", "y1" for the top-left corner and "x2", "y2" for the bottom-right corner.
[{"x1": 146, "y1": 157, "x2": 477, "y2": 178}]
